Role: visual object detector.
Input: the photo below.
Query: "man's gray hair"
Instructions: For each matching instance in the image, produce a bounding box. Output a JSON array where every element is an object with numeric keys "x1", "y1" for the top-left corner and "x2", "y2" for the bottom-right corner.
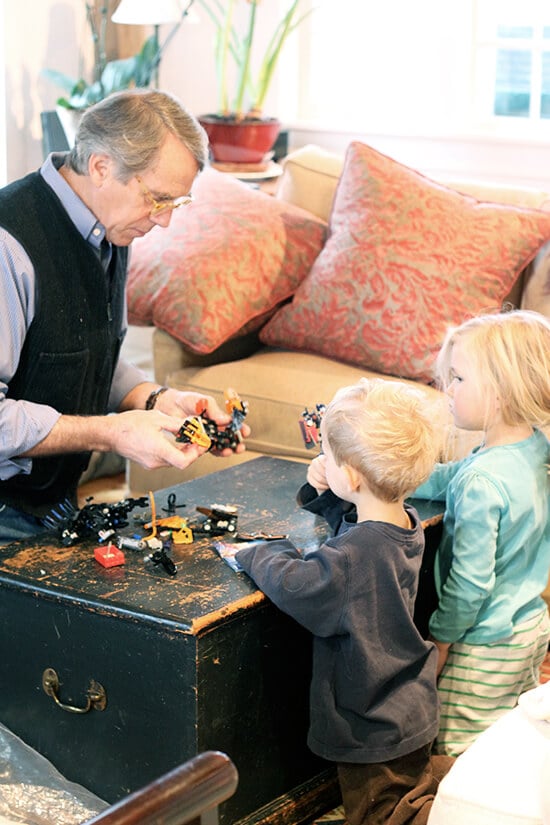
[{"x1": 66, "y1": 89, "x2": 209, "y2": 180}]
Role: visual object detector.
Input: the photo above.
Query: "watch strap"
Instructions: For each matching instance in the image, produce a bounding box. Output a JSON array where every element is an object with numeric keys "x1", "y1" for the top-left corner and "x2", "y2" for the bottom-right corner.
[{"x1": 145, "y1": 386, "x2": 169, "y2": 410}]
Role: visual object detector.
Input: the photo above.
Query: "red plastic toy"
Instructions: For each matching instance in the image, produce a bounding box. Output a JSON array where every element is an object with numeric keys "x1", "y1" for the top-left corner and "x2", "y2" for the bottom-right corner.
[{"x1": 94, "y1": 543, "x2": 125, "y2": 568}]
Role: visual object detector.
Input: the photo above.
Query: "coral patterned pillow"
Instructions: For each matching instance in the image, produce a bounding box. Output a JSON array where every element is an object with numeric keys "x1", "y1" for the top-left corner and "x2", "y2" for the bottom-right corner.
[
  {"x1": 260, "y1": 141, "x2": 550, "y2": 383},
  {"x1": 127, "y1": 168, "x2": 327, "y2": 353}
]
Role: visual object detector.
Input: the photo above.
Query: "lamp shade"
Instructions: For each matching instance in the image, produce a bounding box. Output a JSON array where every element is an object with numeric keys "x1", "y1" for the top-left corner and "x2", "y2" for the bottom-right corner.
[{"x1": 112, "y1": 0, "x2": 182, "y2": 26}]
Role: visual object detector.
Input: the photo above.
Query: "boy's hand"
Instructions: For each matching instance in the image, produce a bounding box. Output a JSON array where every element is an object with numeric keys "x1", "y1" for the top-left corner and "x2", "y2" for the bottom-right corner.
[{"x1": 307, "y1": 454, "x2": 329, "y2": 494}]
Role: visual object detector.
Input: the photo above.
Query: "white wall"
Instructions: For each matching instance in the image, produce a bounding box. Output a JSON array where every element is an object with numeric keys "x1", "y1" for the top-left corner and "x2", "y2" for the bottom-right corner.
[
  {"x1": 159, "y1": 8, "x2": 217, "y2": 117},
  {"x1": 0, "y1": 0, "x2": 212, "y2": 181},
  {"x1": 4, "y1": 0, "x2": 550, "y2": 190},
  {"x1": 3, "y1": 0, "x2": 92, "y2": 181},
  {"x1": 285, "y1": 128, "x2": 550, "y2": 191}
]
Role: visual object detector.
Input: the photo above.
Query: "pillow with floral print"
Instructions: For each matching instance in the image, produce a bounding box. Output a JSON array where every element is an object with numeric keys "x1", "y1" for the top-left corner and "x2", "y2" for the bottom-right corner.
[
  {"x1": 127, "y1": 168, "x2": 327, "y2": 353},
  {"x1": 260, "y1": 141, "x2": 550, "y2": 383}
]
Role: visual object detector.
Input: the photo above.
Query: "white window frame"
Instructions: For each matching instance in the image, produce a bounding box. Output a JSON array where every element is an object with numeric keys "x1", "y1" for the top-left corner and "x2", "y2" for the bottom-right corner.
[
  {"x1": 277, "y1": 0, "x2": 550, "y2": 142},
  {"x1": 473, "y1": 0, "x2": 550, "y2": 135}
]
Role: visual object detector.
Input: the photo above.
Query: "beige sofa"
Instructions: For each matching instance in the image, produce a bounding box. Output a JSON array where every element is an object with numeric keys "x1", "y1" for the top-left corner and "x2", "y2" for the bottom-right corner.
[{"x1": 127, "y1": 143, "x2": 550, "y2": 494}]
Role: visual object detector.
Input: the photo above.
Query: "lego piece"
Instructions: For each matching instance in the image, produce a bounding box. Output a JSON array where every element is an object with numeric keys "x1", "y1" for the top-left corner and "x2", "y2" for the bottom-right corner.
[
  {"x1": 48, "y1": 495, "x2": 149, "y2": 547},
  {"x1": 144, "y1": 549, "x2": 177, "y2": 576},
  {"x1": 177, "y1": 416, "x2": 213, "y2": 449},
  {"x1": 298, "y1": 404, "x2": 326, "y2": 450},
  {"x1": 94, "y1": 543, "x2": 125, "y2": 568},
  {"x1": 118, "y1": 536, "x2": 147, "y2": 552},
  {"x1": 144, "y1": 492, "x2": 194, "y2": 545},
  {"x1": 194, "y1": 504, "x2": 238, "y2": 535}
]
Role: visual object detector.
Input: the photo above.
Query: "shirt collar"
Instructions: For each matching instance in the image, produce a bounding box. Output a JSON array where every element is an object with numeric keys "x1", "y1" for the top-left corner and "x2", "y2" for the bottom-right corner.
[{"x1": 40, "y1": 152, "x2": 107, "y2": 251}]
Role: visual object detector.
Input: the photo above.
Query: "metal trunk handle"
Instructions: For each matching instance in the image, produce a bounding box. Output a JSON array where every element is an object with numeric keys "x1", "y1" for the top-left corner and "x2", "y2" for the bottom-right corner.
[{"x1": 42, "y1": 667, "x2": 107, "y2": 713}]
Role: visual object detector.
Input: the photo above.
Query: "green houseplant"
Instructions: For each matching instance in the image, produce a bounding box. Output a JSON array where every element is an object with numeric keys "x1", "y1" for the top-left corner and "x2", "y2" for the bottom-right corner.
[
  {"x1": 43, "y1": 36, "x2": 159, "y2": 112},
  {"x1": 43, "y1": 0, "x2": 193, "y2": 146},
  {"x1": 42, "y1": 2, "x2": 166, "y2": 112},
  {"x1": 196, "y1": 0, "x2": 313, "y2": 163}
]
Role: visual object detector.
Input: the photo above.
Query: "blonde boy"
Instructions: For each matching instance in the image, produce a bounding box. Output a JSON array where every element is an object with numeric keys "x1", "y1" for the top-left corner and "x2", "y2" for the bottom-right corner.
[{"x1": 237, "y1": 378, "x2": 454, "y2": 825}]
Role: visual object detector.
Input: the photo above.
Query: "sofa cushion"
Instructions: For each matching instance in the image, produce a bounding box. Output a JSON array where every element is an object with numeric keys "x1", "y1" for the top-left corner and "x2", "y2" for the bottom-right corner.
[
  {"x1": 260, "y1": 141, "x2": 550, "y2": 383},
  {"x1": 126, "y1": 168, "x2": 327, "y2": 354},
  {"x1": 166, "y1": 348, "x2": 481, "y2": 463}
]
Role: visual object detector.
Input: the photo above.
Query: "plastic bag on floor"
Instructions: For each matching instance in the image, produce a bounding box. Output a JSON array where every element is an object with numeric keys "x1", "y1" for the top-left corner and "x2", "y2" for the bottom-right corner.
[{"x1": 0, "y1": 722, "x2": 108, "y2": 824}]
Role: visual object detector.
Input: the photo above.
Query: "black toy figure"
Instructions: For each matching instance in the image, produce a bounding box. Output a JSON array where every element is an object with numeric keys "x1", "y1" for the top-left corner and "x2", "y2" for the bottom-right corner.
[{"x1": 44, "y1": 496, "x2": 149, "y2": 546}]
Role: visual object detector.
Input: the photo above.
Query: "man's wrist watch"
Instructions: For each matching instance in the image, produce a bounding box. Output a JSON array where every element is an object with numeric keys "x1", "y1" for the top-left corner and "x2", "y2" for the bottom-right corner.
[{"x1": 145, "y1": 386, "x2": 169, "y2": 410}]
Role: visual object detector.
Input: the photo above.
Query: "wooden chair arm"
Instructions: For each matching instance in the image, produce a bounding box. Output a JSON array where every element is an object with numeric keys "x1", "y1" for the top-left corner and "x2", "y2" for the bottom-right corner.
[{"x1": 84, "y1": 751, "x2": 238, "y2": 825}]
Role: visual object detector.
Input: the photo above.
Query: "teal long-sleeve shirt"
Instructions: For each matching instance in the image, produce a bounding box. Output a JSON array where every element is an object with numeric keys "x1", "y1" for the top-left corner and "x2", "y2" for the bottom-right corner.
[{"x1": 414, "y1": 429, "x2": 550, "y2": 645}]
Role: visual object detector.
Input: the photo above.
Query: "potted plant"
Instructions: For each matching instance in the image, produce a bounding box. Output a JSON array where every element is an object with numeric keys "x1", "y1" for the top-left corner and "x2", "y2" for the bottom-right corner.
[{"x1": 196, "y1": 0, "x2": 312, "y2": 164}]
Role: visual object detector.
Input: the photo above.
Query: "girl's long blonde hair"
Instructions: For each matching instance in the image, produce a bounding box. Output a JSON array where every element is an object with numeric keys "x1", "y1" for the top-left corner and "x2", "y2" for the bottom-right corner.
[{"x1": 435, "y1": 309, "x2": 550, "y2": 430}]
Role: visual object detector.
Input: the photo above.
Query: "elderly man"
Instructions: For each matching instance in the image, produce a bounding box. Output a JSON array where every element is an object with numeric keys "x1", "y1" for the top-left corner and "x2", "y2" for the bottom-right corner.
[{"x1": 0, "y1": 89, "x2": 247, "y2": 544}]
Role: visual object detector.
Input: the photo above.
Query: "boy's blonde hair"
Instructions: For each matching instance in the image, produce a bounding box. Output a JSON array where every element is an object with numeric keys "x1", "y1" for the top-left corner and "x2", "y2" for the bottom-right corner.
[
  {"x1": 435, "y1": 309, "x2": 550, "y2": 429},
  {"x1": 323, "y1": 378, "x2": 442, "y2": 502}
]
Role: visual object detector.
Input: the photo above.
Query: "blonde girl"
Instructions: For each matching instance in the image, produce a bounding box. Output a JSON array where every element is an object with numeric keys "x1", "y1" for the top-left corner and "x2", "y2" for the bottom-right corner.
[{"x1": 415, "y1": 309, "x2": 550, "y2": 757}]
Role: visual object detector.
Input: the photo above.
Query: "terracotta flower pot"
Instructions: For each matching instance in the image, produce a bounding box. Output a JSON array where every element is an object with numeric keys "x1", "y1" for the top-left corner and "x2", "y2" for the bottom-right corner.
[{"x1": 198, "y1": 115, "x2": 281, "y2": 164}]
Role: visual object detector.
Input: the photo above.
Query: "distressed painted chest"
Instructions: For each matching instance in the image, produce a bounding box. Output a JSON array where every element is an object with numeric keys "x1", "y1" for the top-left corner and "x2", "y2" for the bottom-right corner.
[{"x1": 0, "y1": 457, "x2": 342, "y2": 825}]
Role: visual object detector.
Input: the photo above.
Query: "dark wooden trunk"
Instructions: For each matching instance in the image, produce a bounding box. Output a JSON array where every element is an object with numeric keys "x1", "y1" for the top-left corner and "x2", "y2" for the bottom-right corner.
[
  {"x1": 0, "y1": 456, "x2": 442, "y2": 824},
  {"x1": 0, "y1": 458, "x2": 341, "y2": 825}
]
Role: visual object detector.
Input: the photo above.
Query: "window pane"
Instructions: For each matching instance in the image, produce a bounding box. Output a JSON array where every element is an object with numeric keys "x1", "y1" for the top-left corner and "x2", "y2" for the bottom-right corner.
[
  {"x1": 541, "y1": 50, "x2": 550, "y2": 116},
  {"x1": 497, "y1": 25, "x2": 533, "y2": 38},
  {"x1": 494, "y1": 49, "x2": 531, "y2": 116}
]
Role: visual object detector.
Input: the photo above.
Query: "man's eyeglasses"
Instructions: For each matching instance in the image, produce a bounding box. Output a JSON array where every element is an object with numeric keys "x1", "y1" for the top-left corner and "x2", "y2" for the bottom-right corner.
[{"x1": 136, "y1": 176, "x2": 193, "y2": 215}]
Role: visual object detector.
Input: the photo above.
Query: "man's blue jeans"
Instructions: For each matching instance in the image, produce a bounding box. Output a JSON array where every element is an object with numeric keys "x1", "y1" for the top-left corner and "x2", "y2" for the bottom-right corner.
[{"x1": 0, "y1": 503, "x2": 48, "y2": 546}]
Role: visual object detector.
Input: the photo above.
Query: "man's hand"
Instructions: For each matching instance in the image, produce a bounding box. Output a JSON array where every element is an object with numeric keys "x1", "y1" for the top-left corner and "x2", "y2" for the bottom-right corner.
[
  {"x1": 155, "y1": 388, "x2": 251, "y2": 455},
  {"x1": 107, "y1": 409, "x2": 213, "y2": 470},
  {"x1": 23, "y1": 410, "x2": 210, "y2": 471},
  {"x1": 23, "y1": 399, "x2": 249, "y2": 471},
  {"x1": 120, "y1": 385, "x2": 251, "y2": 457}
]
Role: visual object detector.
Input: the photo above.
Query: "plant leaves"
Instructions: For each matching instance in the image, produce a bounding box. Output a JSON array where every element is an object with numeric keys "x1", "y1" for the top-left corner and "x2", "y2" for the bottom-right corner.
[
  {"x1": 100, "y1": 57, "x2": 140, "y2": 94},
  {"x1": 41, "y1": 68, "x2": 81, "y2": 95}
]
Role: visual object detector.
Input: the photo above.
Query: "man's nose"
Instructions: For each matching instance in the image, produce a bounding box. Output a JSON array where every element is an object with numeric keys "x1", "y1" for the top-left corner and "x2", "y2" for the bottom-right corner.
[{"x1": 151, "y1": 209, "x2": 173, "y2": 228}]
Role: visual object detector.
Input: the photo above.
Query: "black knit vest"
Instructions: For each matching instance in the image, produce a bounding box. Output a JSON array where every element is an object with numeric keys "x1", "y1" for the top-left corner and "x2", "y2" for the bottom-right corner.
[{"x1": 0, "y1": 171, "x2": 128, "y2": 517}]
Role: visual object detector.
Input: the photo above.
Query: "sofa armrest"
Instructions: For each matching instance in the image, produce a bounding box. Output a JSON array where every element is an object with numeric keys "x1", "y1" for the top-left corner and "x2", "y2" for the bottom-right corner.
[{"x1": 276, "y1": 144, "x2": 344, "y2": 221}]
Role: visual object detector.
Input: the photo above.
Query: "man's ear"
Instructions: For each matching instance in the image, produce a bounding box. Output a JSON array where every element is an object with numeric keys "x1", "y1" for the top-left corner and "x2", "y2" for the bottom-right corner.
[
  {"x1": 88, "y1": 153, "x2": 112, "y2": 187},
  {"x1": 343, "y1": 464, "x2": 362, "y2": 493}
]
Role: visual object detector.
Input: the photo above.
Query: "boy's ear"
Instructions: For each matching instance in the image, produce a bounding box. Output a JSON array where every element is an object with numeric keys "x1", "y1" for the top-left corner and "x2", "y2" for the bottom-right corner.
[{"x1": 344, "y1": 464, "x2": 362, "y2": 493}]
